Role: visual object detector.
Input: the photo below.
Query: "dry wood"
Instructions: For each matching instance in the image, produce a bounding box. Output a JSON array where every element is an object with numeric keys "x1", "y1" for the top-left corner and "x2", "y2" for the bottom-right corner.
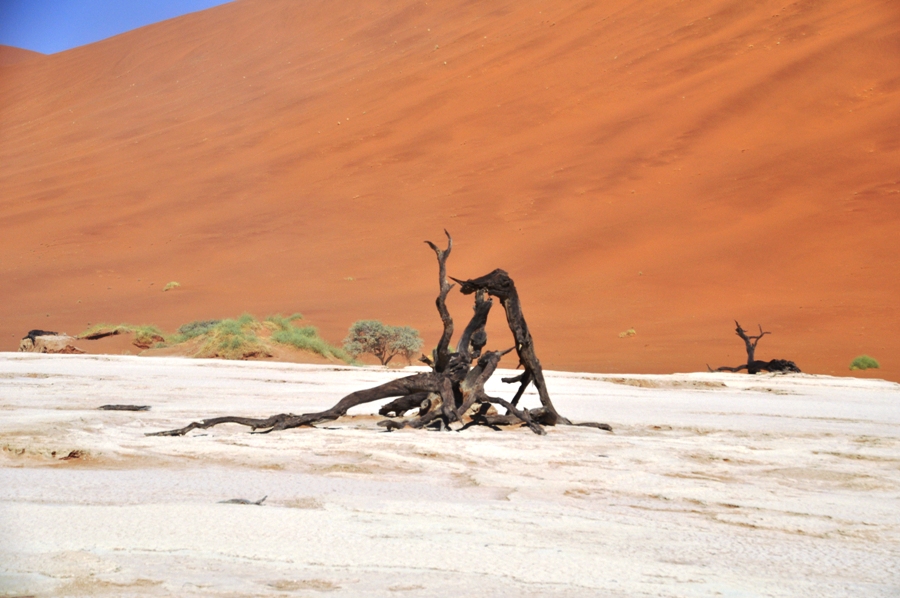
[
  {"x1": 709, "y1": 321, "x2": 801, "y2": 374},
  {"x1": 149, "y1": 232, "x2": 611, "y2": 437},
  {"x1": 452, "y1": 269, "x2": 564, "y2": 424},
  {"x1": 219, "y1": 495, "x2": 267, "y2": 505}
]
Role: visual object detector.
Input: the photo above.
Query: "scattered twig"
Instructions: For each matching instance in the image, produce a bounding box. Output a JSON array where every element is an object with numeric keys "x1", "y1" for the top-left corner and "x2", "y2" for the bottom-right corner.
[{"x1": 219, "y1": 495, "x2": 267, "y2": 505}]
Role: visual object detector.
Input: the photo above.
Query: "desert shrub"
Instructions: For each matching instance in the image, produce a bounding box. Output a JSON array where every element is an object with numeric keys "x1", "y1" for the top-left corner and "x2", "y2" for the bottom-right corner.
[
  {"x1": 130, "y1": 325, "x2": 166, "y2": 348},
  {"x1": 264, "y1": 313, "x2": 304, "y2": 330},
  {"x1": 174, "y1": 319, "x2": 221, "y2": 341},
  {"x1": 390, "y1": 326, "x2": 425, "y2": 364},
  {"x1": 343, "y1": 320, "x2": 424, "y2": 366},
  {"x1": 263, "y1": 313, "x2": 354, "y2": 363},
  {"x1": 272, "y1": 327, "x2": 353, "y2": 361},
  {"x1": 195, "y1": 315, "x2": 268, "y2": 360},
  {"x1": 77, "y1": 313, "x2": 355, "y2": 362},
  {"x1": 163, "y1": 281, "x2": 181, "y2": 292},
  {"x1": 850, "y1": 355, "x2": 880, "y2": 370},
  {"x1": 235, "y1": 312, "x2": 257, "y2": 327},
  {"x1": 266, "y1": 313, "x2": 353, "y2": 362}
]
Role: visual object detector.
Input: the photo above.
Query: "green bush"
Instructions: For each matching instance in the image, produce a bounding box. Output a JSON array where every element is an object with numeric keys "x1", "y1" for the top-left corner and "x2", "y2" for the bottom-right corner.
[
  {"x1": 850, "y1": 355, "x2": 880, "y2": 371},
  {"x1": 196, "y1": 315, "x2": 268, "y2": 359},
  {"x1": 264, "y1": 313, "x2": 304, "y2": 330},
  {"x1": 343, "y1": 320, "x2": 424, "y2": 366},
  {"x1": 267, "y1": 313, "x2": 353, "y2": 362}
]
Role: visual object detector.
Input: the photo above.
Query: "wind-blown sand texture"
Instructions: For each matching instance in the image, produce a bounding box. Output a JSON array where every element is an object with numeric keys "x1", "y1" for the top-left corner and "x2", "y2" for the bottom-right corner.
[
  {"x1": 0, "y1": 45, "x2": 43, "y2": 67},
  {"x1": 1, "y1": 354, "x2": 899, "y2": 596},
  {"x1": 1, "y1": 0, "x2": 898, "y2": 380}
]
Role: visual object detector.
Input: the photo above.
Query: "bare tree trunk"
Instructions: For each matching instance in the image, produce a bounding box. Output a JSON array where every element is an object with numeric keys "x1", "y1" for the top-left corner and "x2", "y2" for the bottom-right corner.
[{"x1": 452, "y1": 269, "x2": 564, "y2": 425}]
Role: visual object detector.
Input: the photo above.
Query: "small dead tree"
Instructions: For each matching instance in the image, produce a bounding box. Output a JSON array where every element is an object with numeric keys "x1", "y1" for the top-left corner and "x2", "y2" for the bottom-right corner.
[
  {"x1": 709, "y1": 321, "x2": 800, "y2": 374},
  {"x1": 149, "y1": 232, "x2": 611, "y2": 437}
]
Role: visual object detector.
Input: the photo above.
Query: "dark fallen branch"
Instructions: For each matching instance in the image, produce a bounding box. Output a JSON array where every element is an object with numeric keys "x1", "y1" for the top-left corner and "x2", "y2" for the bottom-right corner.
[
  {"x1": 148, "y1": 372, "x2": 443, "y2": 436},
  {"x1": 709, "y1": 321, "x2": 801, "y2": 374},
  {"x1": 482, "y1": 394, "x2": 545, "y2": 435},
  {"x1": 99, "y1": 404, "x2": 151, "y2": 411},
  {"x1": 709, "y1": 359, "x2": 800, "y2": 374},
  {"x1": 24, "y1": 329, "x2": 60, "y2": 343},
  {"x1": 219, "y1": 495, "x2": 267, "y2": 505},
  {"x1": 80, "y1": 329, "x2": 122, "y2": 341},
  {"x1": 378, "y1": 392, "x2": 432, "y2": 417},
  {"x1": 149, "y1": 232, "x2": 611, "y2": 437},
  {"x1": 569, "y1": 421, "x2": 614, "y2": 431}
]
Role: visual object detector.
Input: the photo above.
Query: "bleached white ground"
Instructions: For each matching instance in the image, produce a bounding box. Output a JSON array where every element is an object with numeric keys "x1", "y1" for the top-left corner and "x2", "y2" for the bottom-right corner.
[{"x1": 1, "y1": 353, "x2": 898, "y2": 598}]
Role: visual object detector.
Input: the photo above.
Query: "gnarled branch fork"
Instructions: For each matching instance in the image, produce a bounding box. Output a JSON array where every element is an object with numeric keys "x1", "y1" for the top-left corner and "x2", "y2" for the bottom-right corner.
[{"x1": 149, "y1": 232, "x2": 611, "y2": 437}]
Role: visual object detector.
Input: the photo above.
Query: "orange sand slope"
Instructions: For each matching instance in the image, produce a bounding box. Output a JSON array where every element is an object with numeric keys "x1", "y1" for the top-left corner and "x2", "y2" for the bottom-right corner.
[
  {"x1": 1, "y1": 0, "x2": 898, "y2": 379},
  {"x1": 0, "y1": 45, "x2": 44, "y2": 66}
]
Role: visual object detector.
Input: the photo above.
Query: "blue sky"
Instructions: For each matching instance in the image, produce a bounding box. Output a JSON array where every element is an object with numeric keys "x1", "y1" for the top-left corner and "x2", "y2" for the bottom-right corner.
[{"x1": 0, "y1": 0, "x2": 234, "y2": 54}]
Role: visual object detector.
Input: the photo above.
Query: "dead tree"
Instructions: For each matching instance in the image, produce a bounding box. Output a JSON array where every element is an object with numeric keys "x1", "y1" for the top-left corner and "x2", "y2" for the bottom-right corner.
[
  {"x1": 149, "y1": 231, "x2": 611, "y2": 437},
  {"x1": 709, "y1": 321, "x2": 800, "y2": 374}
]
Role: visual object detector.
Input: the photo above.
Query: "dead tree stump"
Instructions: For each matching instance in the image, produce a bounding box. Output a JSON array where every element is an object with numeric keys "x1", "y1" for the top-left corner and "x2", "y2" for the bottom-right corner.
[{"x1": 709, "y1": 321, "x2": 801, "y2": 374}]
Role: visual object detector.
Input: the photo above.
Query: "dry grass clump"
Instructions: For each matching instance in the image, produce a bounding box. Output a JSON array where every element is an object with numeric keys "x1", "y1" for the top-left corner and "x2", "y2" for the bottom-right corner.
[
  {"x1": 172, "y1": 319, "x2": 221, "y2": 340},
  {"x1": 193, "y1": 313, "x2": 270, "y2": 359},
  {"x1": 266, "y1": 313, "x2": 355, "y2": 362},
  {"x1": 79, "y1": 323, "x2": 166, "y2": 348}
]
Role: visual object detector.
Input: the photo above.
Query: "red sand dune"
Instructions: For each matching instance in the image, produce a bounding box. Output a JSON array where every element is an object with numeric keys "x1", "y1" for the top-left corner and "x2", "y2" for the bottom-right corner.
[
  {"x1": 0, "y1": 45, "x2": 44, "y2": 67},
  {"x1": 1, "y1": 0, "x2": 898, "y2": 380}
]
